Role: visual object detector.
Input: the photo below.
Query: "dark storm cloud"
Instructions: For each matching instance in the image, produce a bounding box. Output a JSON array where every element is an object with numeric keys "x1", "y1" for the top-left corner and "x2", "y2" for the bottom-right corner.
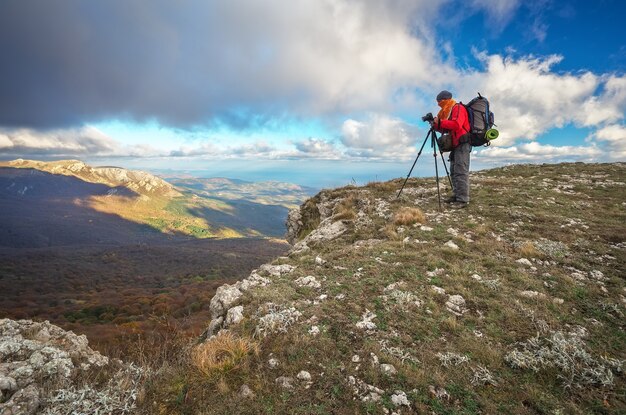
[
  {"x1": 0, "y1": 0, "x2": 438, "y2": 130},
  {"x1": 0, "y1": 0, "x2": 240, "y2": 129}
]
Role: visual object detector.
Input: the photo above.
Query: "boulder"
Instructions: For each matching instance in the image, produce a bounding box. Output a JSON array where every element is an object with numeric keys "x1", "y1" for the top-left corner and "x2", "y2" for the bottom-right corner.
[
  {"x1": 225, "y1": 306, "x2": 244, "y2": 327},
  {"x1": 446, "y1": 295, "x2": 468, "y2": 316},
  {"x1": 209, "y1": 285, "x2": 243, "y2": 319}
]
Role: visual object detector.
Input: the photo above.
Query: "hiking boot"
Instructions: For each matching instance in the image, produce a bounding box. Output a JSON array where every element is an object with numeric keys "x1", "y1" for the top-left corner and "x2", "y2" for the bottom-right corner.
[
  {"x1": 449, "y1": 201, "x2": 468, "y2": 209},
  {"x1": 444, "y1": 196, "x2": 456, "y2": 204}
]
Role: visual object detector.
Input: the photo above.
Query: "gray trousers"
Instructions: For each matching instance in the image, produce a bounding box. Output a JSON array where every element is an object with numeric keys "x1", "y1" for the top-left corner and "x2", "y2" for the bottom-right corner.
[{"x1": 449, "y1": 140, "x2": 471, "y2": 203}]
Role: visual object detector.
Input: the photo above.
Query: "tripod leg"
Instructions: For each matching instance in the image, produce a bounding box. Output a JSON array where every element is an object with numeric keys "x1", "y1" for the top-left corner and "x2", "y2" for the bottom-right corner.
[
  {"x1": 397, "y1": 130, "x2": 431, "y2": 198},
  {"x1": 431, "y1": 131, "x2": 442, "y2": 211}
]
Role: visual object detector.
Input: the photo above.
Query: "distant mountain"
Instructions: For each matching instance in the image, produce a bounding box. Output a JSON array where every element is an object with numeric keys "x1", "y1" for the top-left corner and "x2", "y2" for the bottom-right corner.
[
  {"x1": 0, "y1": 159, "x2": 313, "y2": 247},
  {"x1": 4, "y1": 158, "x2": 180, "y2": 197},
  {"x1": 0, "y1": 167, "x2": 169, "y2": 247}
]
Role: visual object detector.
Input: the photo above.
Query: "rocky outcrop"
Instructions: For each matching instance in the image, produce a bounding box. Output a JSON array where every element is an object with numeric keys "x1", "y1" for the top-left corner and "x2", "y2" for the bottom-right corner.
[
  {"x1": 205, "y1": 264, "x2": 297, "y2": 339},
  {"x1": 0, "y1": 319, "x2": 141, "y2": 415},
  {"x1": 286, "y1": 208, "x2": 302, "y2": 245},
  {"x1": 285, "y1": 192, "x2": 351, "y2": 250}
]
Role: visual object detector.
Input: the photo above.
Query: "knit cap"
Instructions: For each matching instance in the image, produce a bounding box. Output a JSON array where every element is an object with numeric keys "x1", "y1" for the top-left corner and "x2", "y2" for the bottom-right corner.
[{"x1": 436, "y1": 90, "x2": 453, "y2": 101}]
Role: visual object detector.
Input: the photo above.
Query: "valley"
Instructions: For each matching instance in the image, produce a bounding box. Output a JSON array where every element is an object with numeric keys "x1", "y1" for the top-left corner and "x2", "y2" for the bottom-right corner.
[
  {"x1": 0, "y1": 159, "x2": 310, "y2": 355},
  {"x1": 0, "y1": 238, "x2": 289, "y2": 355}
]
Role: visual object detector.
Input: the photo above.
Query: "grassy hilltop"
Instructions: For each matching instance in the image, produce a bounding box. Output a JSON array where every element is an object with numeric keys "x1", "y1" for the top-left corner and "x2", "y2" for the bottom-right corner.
[{"x1": 138, "y1": 162, "x2": 626, "y2": 414}]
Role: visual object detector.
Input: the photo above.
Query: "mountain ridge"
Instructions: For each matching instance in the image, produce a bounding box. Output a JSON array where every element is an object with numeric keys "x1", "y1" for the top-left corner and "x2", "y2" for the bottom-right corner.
[{"x1": 3, "y1": 158, "x2": 180, "y2": 197}]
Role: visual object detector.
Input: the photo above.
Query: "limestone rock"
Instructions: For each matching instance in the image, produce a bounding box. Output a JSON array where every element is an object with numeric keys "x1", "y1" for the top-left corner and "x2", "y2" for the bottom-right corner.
[
  {"x1": 519, "y1": 290, "x2": 547, "y2": 300},
  {"x1": 275, "y1": 376, "x2": 294, "y2": 389},
  {"x1": 380, "y1": 364, "x2": 397, "y2": 375},
  {"x1": 290, "y1": 241, "x2": 311, "y2": 255},
  {"x1": 304, "y1": 218, "x2": 348, "y2": 245},
  {"x1": 391, "y1": 390, "x2": 411, "y2": 407},
  {"x1": 1, "y1": 383, "x2": 40, "y2": 415},
  {"x1": 356, "y1": 310, "x2": 377, "y2": 330},
  {"x1": 239, "y1": 384, "x2": 255, "y2": 399},
  {"x1": 225, "y1": 306, "x2": 244, "y2": 327},
  {"x1": 294, "y1": 275, "x2": 321, "y2": 289},
  {"x1": 205, "y1": 316, "x2": 224, "y2": 339},
  {"x1": 209, "y1": 285, "x2": 243, "y2": 319},
  {"x1": 297, "y1": 371, "x2": 312, "y2": 381},
  {"x1": 444, "y1": 240, "x2": 459, "y2": 250},
  {"x1": 238, "y1": 271, "x2": 271, "y2": 291},
  {"x1": 286, "y1": 208, "x2": 303, "y2": 245},
  {"x1": 259, "y1": 264, "x2": 296, "y2": 277},
  {"x1": 446, "y1": 295, "x2": 468, "y2": 316},
  {"x1": 0, "y1": 319, "x2": 139, "y2": 415}
]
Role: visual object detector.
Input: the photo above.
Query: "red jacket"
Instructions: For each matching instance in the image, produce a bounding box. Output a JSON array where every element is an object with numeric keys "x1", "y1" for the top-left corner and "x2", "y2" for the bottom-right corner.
[{"x1": 436, "y1": 104, "x2": 470, "y2": 148}]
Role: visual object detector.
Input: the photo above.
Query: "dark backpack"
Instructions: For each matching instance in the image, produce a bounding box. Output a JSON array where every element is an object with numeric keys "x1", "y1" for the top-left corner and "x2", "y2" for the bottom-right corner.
[{"x1": 461, "y1": 93, "x2": 495, "y2": 147}]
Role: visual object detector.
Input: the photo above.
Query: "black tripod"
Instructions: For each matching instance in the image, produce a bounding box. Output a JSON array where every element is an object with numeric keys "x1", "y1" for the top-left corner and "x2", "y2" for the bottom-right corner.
[{"x1": 396, "y1": 127, "x2": 453, "y2": 210}]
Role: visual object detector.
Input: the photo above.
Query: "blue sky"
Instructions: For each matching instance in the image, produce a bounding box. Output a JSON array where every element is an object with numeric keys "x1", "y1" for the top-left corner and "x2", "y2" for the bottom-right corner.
[{"x1": 0, "y1": 0, "x2": 624, "y2": 187}]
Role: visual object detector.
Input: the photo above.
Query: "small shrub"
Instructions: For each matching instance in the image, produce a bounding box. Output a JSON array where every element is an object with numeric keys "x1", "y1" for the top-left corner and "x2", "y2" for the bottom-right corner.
[
  {"x1": 437, "y1": 352, "x2": 470, "y2": 367},
  {"x1": 393, "y1": 207, "x2": 426, "y2": 226},
  {"x1": 505, "y1": 330, "x2": 622, "y2": 388},
  {"x1": 471, "y1": 365, "x2": 498, "y2": 386},
  {"x1": 190, "y1": 332, "x2": 259, "y2": 377}
]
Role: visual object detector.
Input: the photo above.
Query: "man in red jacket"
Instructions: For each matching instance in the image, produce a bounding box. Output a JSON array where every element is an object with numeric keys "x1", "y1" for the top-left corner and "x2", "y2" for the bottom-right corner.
[{"x1": 432, "y1": 90, "x2": 471, "y2": 208}]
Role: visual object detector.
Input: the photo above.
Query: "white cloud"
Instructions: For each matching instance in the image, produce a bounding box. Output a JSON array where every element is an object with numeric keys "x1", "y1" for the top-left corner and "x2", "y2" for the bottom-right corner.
[
  {"x1": 169, "y1": 143, "x2": 220, "y2": 158},
  {"x1": 226, "y1": 141, "x2": 277, "y2": 158},
  {"x1": 588, "y1": 124, "x2": 626, "y2": 159},
  {"x1": 454, "y1": 54, "x2": 626, "y2": 147},
  {"x1": 593, "y1": 124, "x2": 626, "y2": 143},
  {"x1": 0, "y1": 134, "x2": 13, "y2": 148},
  {"x1": 292, "y1": 138, "x2": 342, "y2": 159},
  {"x1": 340, "y1": 114, "x2": 420, "y2": 159},
  {"x1": 0, "y1": 126, "x2": 118, "y2": 155}
]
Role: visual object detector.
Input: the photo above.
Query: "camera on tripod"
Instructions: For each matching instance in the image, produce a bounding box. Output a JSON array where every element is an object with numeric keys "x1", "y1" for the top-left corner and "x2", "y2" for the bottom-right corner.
[
  {"x1": 397, "y1": 112, "x2": 452, "y2": 209},
  {"x1": 421, "y1": 112, "x2": 434, "y2": 123}
]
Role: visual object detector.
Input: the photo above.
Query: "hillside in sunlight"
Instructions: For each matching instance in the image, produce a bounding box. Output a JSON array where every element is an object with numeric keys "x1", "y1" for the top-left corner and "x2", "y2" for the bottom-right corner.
[{"x1": 0, "y1": 159, "x2": 314, "y2": 247}]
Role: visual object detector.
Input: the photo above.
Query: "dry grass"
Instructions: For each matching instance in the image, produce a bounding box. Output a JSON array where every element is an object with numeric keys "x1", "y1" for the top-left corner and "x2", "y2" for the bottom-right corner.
[
  {"x1": 366, "y1": 181, "x2": 398, "y2": 193},
  {"x1": 190, "y1": 332, "x2": 259, "y2": 377},
  {"x1": 383, "y1": 223, "x2": 401, "y2": 240},
  {"x1": 518, "y1": 241, "x2": 542, "y2": 259},
  {"x1": 334, "y1": 194, "x2": 357, "y2": 220},
  {"x1": 393, "y1": 207, "x2": 426, "y2": 226}
]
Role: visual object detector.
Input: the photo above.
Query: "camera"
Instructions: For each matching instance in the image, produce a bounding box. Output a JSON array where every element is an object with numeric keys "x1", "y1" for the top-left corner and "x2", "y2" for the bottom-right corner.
[{"x1": 421, "y1": 112, "x2": 434, "y2": 122}]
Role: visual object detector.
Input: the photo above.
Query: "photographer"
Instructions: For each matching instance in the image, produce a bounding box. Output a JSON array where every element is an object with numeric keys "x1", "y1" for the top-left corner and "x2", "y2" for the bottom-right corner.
[{"x1": 432, "y1": 90, "x2": 471, "y2": 209}]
